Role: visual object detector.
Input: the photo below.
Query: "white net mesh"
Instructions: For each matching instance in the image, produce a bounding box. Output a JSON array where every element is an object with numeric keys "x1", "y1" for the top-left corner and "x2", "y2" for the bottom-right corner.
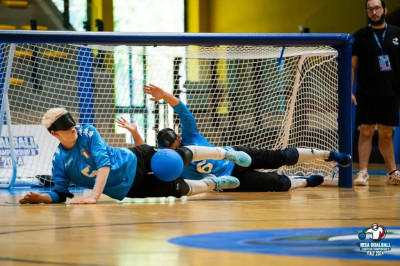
[{"x1": 0, "y1": 42, "x2": 339, "y2": 187}]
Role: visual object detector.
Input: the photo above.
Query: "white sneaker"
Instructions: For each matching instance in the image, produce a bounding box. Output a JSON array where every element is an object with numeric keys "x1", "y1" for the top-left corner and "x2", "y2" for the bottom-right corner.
[
  {"x1": 386, "y1": 170, "x2": 400, "y2": 185},
  {"x1": 354, "y1": 170, "x2": 369, "y2": 186},
  {"x1": 321, "y1": 176, "x2": 338, "y2": 186}
]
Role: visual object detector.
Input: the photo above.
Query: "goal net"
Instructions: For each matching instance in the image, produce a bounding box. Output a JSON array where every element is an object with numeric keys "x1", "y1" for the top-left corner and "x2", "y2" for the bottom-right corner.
[{"x1": 0, "y1": 33, "x2": 352, "y2": 188}]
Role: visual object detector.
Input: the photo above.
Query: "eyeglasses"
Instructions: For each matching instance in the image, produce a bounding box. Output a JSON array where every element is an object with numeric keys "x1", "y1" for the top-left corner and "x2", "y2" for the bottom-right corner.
[{"x1": 366, "y1": 6, "x2": 383, "y2": 13}]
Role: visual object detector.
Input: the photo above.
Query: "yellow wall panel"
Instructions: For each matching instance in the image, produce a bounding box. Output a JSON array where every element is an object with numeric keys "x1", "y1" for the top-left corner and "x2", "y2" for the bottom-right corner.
[
  {"x1": 187, "y1": 0, "x2": 400, "y2": 34},
  {"x1": 186, "y1": 0, "x2": 200, "y2": 32},
  {"x1": 91, "y1": 0, "x2": 114, "y2": 31}
]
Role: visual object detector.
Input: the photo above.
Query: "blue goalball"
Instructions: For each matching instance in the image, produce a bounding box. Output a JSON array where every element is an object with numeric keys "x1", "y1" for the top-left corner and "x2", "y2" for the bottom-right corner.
[{"x1": 151, "y1": 149, "x2": 184, "y2": 182}]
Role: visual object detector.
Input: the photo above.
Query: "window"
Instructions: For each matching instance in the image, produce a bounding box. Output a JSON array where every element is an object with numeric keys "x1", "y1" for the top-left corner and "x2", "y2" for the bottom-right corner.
[{"x1": 113, "y1": 0, "x2": 184, "y2": 144}]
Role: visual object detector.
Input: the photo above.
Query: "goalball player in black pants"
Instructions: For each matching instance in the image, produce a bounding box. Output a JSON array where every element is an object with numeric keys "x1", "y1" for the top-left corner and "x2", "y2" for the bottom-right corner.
[{"x1": 119, "y1": 84, "x2": 352, "y2": 192}]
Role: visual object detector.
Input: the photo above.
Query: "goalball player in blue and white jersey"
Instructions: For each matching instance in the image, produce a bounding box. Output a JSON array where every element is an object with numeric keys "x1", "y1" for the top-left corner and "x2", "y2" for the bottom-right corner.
[
  {"x1": 142, "y1": 84, "x2": 352, "y2": 192},
  {"x1": 19, "y1": 108, "x2": 251, "y2": 204}
]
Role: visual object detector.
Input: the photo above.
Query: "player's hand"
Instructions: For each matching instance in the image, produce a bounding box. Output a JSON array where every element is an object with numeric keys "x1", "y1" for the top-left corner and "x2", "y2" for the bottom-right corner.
[
  {"x1": 70, "y1": 197, "x2": 97, "y2": 204},
  {"x1": 117, "y1": 117, "x2": 138, "y2": 132},
  {"x1": 143, "y1": 84, "x2": 165, "y2": 101},
  {"x1": 19, "y1": 192, "x2": 45, "y2": 204},
  {"x1": 351, "y1": 94, "x2": 357, "y2": 105}
]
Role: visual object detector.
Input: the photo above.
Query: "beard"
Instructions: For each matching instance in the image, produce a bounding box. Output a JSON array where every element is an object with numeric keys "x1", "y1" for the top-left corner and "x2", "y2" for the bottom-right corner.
[{"x1": 368, "y1": 12, "x2": 386, "y2": 26}]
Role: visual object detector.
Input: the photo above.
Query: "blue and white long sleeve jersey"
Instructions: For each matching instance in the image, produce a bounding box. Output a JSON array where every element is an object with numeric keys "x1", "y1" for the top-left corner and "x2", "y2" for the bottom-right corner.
[
  {"x1": 50, "y1": 125, "x2": 137, "y2": 202},
  {"x1": 173, "y1": 102, "x2": 235, "y2": 180}
]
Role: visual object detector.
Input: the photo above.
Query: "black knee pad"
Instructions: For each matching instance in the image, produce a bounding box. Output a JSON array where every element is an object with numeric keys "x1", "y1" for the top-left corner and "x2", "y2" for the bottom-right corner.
[
  {"x1": 280, "y1": 174, "x2": 292, "y2": 191},
  {"x1": 281, "y1": 148, "x2": 299, "y2": 165},
  {"x1": 175, "y1": 147, "x2": 193, "y2": 166},
  {"x1": 173, "y1": 177, "x2": 190, "y2": 197}
]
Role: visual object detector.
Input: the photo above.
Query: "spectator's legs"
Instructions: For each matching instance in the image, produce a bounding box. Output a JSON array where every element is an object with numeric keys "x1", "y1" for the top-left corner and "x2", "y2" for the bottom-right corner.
[
  {"x1": 377, "y1": 124, "x2": 396, "y2": 173},
  {"x1": 358, "y1": 124, "x2": 375, "y2": 171}
]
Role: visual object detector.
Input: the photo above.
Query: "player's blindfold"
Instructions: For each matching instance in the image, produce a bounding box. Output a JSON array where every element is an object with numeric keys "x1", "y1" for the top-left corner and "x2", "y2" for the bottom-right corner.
[
  {"x1": 47, "y1": 112, "x2": 76, "y2": 132},
  {"x1": 157, "y1": 129, "x2": 178, "y2": 148}
]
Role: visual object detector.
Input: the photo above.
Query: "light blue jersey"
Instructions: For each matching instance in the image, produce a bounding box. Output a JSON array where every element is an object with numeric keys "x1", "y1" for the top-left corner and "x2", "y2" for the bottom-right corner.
[
  {"x1": 50, "y1": 125, "x2": 137, "y2": 202},
  {"x1": 173, "y1": 102, "x2": 235, "y2": 180}
]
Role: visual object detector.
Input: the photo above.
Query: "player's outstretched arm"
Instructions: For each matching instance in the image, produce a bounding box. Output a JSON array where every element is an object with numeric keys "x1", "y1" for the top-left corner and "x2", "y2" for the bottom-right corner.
[
  {"x1": 19, "y1": 192, "x2": 53, "y2": 204},
  {"x1": 144, "y1": 84, "x2": 198, "y2": 135},
  {"x1": 143, "y1": 84, "x2": 179, "y2": 107},
  {"x1": 70, "y1": 166, "x2": 110, "y2": 204},
  {"x1": 117, "y1": 117, "x2": 145, "y2": 145}
]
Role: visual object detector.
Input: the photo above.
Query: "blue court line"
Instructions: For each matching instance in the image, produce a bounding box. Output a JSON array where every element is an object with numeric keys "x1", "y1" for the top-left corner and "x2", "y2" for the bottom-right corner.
[{"x1": 0, "y1": 187, "x2": 84, "y2": 196}]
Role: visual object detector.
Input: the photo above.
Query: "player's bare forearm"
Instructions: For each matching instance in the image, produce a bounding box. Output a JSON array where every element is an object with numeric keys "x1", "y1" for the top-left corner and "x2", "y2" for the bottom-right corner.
[
  {"x1": 70, "y1": 166, "x2": 110, "y2": 204},
  {"x1": 19, "y1": 192, "x2": 52, "y2": 204},
  {"x1": 91, "y1": 167, "x2": 110, "y2": 200},
  {"x1": 132, "y1": 130, "x2": 145, "y2": 145}
]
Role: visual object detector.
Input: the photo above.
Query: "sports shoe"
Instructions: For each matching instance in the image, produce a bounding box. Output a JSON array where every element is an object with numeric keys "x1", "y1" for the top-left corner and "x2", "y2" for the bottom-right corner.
[
  {"x1": 225, "y1": 150, "x2": 251, "y2": 167},
  {"x1": 321, "y1": 176, "x2": 339, "y2": 187},
  {"x1": 325, "y1": 151, "x2": 352, "y2": 167},
  {"x1": 386, "y1": 170, "x2": 400, "y2": 185},
  {"x1": 354, "y1": 170, "x2": 369, "y2": 186},
  {"x1": 294, "y1": 175, "x2": 324, "y2": 187},
  {"x1": 204, "y1": 174, "x2": 240, "y2": 191}
]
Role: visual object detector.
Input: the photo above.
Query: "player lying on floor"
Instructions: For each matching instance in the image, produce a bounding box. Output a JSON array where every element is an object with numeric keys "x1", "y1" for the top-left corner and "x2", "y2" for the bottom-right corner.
[
  {"x1": 127, "y1": 84, "x2": 352, "y2": 192},
  {"x1": 19, "y1": 108, "x2": 252, "y2": 204}
]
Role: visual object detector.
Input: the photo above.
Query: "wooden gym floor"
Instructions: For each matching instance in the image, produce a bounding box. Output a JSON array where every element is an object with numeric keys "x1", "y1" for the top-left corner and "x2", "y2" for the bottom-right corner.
[{"x1": 0, "y1": 169, "x2": 399, "y2": 266}]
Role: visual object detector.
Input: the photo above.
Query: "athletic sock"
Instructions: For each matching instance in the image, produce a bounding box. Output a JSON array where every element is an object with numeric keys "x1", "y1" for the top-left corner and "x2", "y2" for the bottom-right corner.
[
  {"x1": 185, "y1": 146, "x2": 226, "y2": 161},
  {"x1": 296, "y1": 148, "x2": 329, "y2": 164},
  {"x1": 389, "y1": 169, "x2": 397, "y2": 175},
  {"x1": 184, "y1": 179, "x2": 215, "y2": 196},
  {"x1": 288, "y1": 176, "x2": 307, "y2": 189}
]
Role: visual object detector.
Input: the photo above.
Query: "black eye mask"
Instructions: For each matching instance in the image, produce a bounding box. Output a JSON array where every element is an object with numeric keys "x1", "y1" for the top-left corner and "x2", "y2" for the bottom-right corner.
[
  {"x1": 47, "y1": 112, "x2": 76, "y2": 132},
  {"x1": 157, "y1": 129, "x2": 178, "y2": 148}
]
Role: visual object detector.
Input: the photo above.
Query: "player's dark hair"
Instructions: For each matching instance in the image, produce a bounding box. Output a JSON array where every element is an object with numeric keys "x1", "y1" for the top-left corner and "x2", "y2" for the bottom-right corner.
[{"x1": 365, "y1": 0, "x2": 385, "y2": 9}]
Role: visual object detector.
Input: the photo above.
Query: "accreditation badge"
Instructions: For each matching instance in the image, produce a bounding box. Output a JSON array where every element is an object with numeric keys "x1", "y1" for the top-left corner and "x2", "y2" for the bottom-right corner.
[{"x1": 378, "y1": 54, "x2": 392, "y2": 71}]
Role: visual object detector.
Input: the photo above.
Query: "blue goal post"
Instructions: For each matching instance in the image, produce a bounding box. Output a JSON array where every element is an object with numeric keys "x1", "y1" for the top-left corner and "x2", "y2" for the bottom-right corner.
[{"x1": 0, "y1": 30, "x2": 353, "y2": 188}]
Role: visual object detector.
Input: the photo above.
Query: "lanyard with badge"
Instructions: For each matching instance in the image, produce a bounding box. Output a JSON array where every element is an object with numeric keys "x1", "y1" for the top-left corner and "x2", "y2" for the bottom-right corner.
[{"x1": 372, "y1": 23, "x2": 392, "y2": 71}]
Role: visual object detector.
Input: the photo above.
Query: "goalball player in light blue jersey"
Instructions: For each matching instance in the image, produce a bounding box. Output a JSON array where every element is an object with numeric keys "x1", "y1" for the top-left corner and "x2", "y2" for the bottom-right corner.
[
  {"x1": 159, "y1": 102, "x2": 237, "y2": 180},
  {"x1": 19, "y1": 108, "x2": 251, "y2": 204},
  {"x1": 142, "y1": 84, "x2": 353, "y2": 192}
]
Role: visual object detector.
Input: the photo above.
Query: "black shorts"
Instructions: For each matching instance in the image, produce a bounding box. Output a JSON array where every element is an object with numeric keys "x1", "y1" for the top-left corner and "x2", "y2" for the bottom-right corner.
[
  {"x1": 125, "y1": 145, "x2": 189, "y2": 198},
  {"x1": 355, "y1": 93, "x2": 400, "y2": 126}
]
